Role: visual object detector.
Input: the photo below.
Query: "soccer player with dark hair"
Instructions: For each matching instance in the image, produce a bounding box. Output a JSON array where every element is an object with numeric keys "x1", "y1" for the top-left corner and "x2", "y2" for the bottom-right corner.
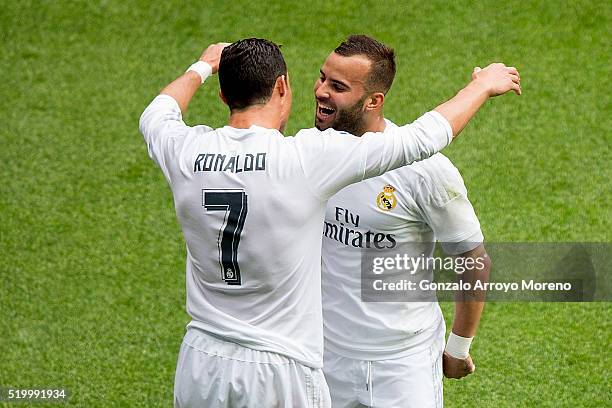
[
  {"x1": 317, "y1": 35, "x2": 502, "y2": 407},
  {"x1": 139, "y1": 38, "x2": 520, "y2": 407},
  {"x1": 315, "y1": 34, "x2": 397, "y2": 136}
]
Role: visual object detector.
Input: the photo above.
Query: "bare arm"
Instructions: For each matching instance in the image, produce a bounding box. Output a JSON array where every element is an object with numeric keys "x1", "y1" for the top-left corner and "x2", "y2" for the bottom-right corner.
[
  {"x1": 443, "y1": 243, "x2": 492, "y2": 379},
  {"x1": 452, "y1": 244, "x2": 491, "y2": 337},
  {"x1": 435, "y1": 64, "x2": 521, "y2": 137},
  {"x1": 160, "y1": 43, "x2": 230, "y2": 113}
]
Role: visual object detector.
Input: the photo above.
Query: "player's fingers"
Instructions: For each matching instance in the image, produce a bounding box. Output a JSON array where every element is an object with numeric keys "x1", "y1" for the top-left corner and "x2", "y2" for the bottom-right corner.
[
  {"x1": 506, "y1": 66, "x2": 520, "y2": 79},
  {"x1": 509, "y1": 73, "x2": 520, "y2": 85},
  {"x1": 511, "y1": 81, "x2": 522, "y2": 95},
  {"x1": 467, "y1": 361, "x2": 476, "y2": 374}
]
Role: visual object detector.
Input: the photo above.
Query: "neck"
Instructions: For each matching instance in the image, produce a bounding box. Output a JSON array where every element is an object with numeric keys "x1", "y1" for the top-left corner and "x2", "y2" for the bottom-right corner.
[
  {"x1": 228, "y1": 104, "x2": 281, "y2": 131},
  {"x1": 367, "y1": 115, "x2": 387, "y2": 133},
  {"x1": 357, "y1": 110, "x2": 386, "y2": 136}
]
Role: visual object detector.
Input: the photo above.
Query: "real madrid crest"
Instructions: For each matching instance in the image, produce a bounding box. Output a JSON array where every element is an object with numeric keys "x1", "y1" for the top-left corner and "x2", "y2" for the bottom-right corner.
[{"x1": 376, "y1": 184, "x2": 397, "y2": 211}]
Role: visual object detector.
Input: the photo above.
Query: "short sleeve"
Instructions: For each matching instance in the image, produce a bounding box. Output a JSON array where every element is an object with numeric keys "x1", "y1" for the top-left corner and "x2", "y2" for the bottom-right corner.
[
  {"x1": 412, "y1": 157, "x2": 484, "y2": 255},
  {"x1": 139, "y1": 95, "x2": 213, "y2": 182}
]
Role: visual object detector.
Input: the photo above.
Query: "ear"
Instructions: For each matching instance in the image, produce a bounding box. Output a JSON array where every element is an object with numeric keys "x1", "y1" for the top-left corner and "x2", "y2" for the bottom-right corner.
[
  {"x1": 275, "y1": 74, "x2": 289, "y2": 97},
  {"x1": 219, "y1": 90, "x2": 228, "y2": 106},
  {"x1": 364, "y1": 92, "x2": 385, "y2": 111}
]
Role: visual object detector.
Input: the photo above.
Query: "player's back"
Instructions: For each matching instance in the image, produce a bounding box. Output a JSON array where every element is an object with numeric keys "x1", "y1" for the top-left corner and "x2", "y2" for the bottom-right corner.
[
  {"x1": 161, "y1": 122, "x2": 329, "y2": 367},
  {"x1": 172, "y1": 124, "x2": 322, "y2": 289}
]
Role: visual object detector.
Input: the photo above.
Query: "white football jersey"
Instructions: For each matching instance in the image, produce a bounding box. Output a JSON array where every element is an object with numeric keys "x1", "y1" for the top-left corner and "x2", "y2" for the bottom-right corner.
[
  {"x1": 322, "y1": 120, "x2": 483, "y2": 360},
  {"x1": 139, "y1": 95, "x2": 452, "y2": 368}
]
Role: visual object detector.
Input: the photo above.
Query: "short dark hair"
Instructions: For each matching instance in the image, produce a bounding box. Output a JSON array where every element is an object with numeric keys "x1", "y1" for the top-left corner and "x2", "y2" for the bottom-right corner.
[
  {"x1": 219, "y1": 38, "x2": 287, "y2": 111},
  {"x1": 334, "y1": 35, "x2": 396, "y2": 94}
]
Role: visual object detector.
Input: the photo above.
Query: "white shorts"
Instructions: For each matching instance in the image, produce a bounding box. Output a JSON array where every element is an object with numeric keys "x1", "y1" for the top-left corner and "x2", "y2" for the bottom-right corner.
[
  {"x1": 323, "y1": 324, "x2": 444, "y2": 408},
  {"x1": 174, "y1": 328, "x2": 331, "y2": 408}
]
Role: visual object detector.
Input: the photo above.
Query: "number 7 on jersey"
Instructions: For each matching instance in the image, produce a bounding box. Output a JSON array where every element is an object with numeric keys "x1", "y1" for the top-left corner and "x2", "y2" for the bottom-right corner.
[{"x1": 202, "y1": 189, "x2": 248, "y2": 285}]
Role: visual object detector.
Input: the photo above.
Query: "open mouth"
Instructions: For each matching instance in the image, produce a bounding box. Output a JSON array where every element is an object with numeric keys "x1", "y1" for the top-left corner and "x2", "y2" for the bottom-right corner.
[{"x1": 317, "y1": 103, "x2": 336, "y2": 119}]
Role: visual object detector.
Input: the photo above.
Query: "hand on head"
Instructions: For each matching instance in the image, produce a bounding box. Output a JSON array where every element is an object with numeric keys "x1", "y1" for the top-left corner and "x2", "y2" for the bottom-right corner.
[{"x1": 199, "y1": 42, "x2": 232, "y2": 74}]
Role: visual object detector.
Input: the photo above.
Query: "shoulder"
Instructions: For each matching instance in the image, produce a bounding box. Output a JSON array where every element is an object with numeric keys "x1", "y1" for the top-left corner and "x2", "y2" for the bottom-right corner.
[
  {"x1": 390, "y1": 153, "x2": 460, "y2": 183},
  {"x1": 293, "y1": 127, "x2": 320, "y2": 139},
  {"x1": 292, "y1": 128, "x2": 358, "y2": 151},
  {"x1": 395, "y1": 154, "x2": 468, "y2": 207},
  {"x1": 192, "y1": 124, "x2": 215, "y2": 134},
  {"x1": 294, "y1": 127, "x2": 352, "y2": 139},
  {"x1": 410, "y1": 153, "x2": 461, "y2": 180}
]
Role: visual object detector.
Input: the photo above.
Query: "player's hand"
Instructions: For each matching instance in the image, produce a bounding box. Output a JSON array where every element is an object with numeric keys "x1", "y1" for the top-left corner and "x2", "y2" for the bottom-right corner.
[
  {"x1": 472, "y1": 63, "x2": 521, "y2": 97},
  {"x1": 199, "y1": 42, "x2": 232, "y2": 74},
  {"x1": 443, "y1": 351, "x2": 475, "y2": 379}
]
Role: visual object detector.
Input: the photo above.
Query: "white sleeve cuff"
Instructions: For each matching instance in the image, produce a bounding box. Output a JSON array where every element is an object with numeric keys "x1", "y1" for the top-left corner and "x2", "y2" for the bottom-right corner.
[
  {"x1": 427, "y1": 110, "x2": 454, "y2": 146},
  {"x1": 154, "y1": 93, "x2": 181, "y2": 109},
  {"x1": 440, "y1": 231, "x2": 484, "y2": 255}
]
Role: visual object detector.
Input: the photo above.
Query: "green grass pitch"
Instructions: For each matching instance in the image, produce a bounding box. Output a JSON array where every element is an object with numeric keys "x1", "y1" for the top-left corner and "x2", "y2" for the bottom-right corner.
[{"x1": 1, "y1": 0, "x2": 610, "y2": 406}]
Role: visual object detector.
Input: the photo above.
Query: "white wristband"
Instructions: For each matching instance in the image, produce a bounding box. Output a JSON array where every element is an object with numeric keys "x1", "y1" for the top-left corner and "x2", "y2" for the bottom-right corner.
[
  {"x1": 445, "y1": 332, "x2": 473, "y2": 359},
  {"x1": 186, "y1": 61, "x2": 212, "y2": 84}
]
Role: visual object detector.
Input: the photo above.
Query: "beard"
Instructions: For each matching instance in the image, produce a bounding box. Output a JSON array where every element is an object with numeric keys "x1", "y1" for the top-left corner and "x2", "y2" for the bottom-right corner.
[{"x1": 316, "y1": 96, "x2": 367, "y2": 136}]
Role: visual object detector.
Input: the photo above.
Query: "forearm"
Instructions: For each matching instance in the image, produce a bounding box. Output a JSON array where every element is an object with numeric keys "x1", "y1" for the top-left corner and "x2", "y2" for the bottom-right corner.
[
  {"x1": 451, "y1": 246, "x2": 491, "y2": 337},
  {"x1": 160, "y1": 70, "x2": 202, "y2": 113},
  {"x1": 434, "y1": 80, "x2": 489, "y2": 138},
  {"x1": 452, "y1": 296, "x2": 486, "y2": 338}
]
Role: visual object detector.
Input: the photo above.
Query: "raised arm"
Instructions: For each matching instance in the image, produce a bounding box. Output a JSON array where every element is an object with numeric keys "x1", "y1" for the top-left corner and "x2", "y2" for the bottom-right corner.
[
  {"x1": 434, "y1": 63, "x2": 521, "y2": 137},
  {"x1": 139, "y1": 43, "x2": 230, "y2": 180},
  {"x1": 160, "y1": 43, "x2": 230, "y2": 112},
  {"x1": 297, "y1": 62, "x2": 522, "y2": 199}
]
